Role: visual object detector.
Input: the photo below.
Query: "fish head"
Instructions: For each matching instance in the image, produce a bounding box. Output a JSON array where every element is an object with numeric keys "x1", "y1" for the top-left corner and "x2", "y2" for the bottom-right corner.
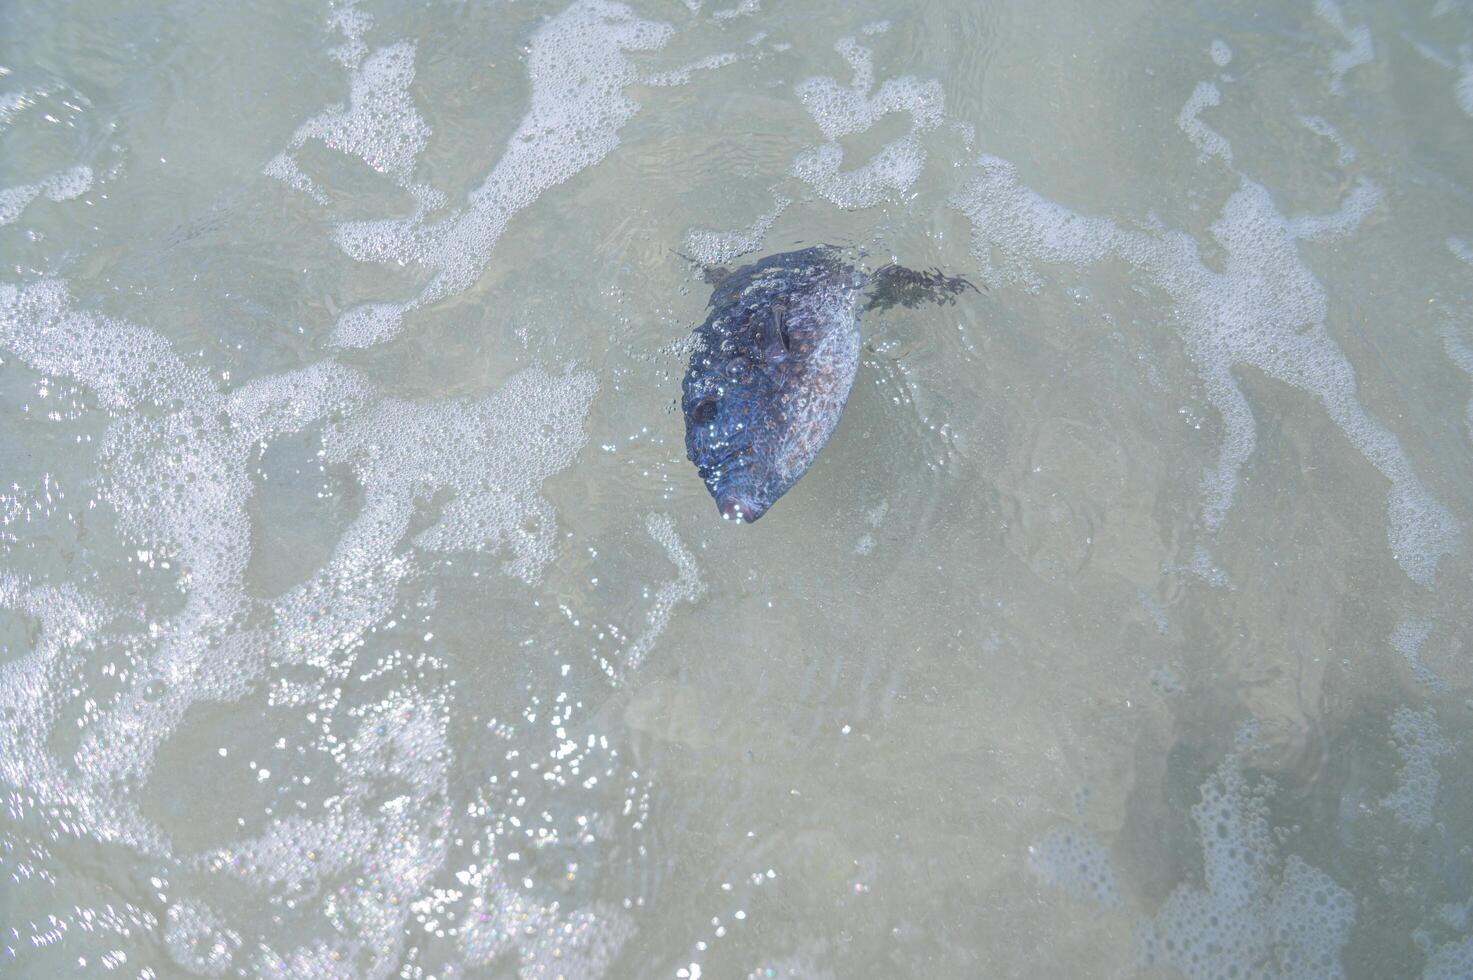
[{"x1": 682, "y1": 345, "x2": 786, "y2": 523}]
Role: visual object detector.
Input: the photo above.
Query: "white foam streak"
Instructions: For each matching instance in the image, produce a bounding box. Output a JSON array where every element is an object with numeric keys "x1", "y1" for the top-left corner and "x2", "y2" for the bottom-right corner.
[
  {"x1": 327, "y1": 0, "x2": 674, "y2": 347},
  {"x1": 325, "y1": 367, "x2": 601, "y2": 584},
  {"x1": 308, "y1": 42, "x2": 427, "y2": 179},
  {"x1": 1381, "y1": 706, "x2": 1452, "y2": 831},
  {"x1": 225, "y1": 690, "x2": 451, "y2": 977},
  {"x1": 1315, "y1": 0, "x2": 1373, "y2": 94},
  {"x1": 645, "y1": 52, "x2": 739, "y2": 87},
  {"x1": 951, "y1": 159, "x2": 1457, "y2": 585},
  {"x1": 0, "y1": 576, "x2": 157, "y2": 850},
  {"x1": 1178, "y1": 82, "x2": 1231, "y2": 163},
  {"x1": 1288, "y1": 176, "x2": 1382, "y2": 239},
  {"x1": 683, "y1": 196, "x2": 790, "y2": 264},
  {"x1": 1139, "y1": 742, "x2": 1356, "y2": 979},
  {"x1": 1392, "y1": 620, "x2": 1444, "y2": 691},
  {"x1": 791, "y1": 37, "x2": 944, "y2": 210},
  {"x1": 622, "y1": 514, "x2": 705, "y2": 674},
  {"x1": 1299, "y1": 114, "x2": 1356, "y2": 165},
  {"x1": 0, "y1": 278, "x2": 599, "y2": 876},
  {"x1": 0, "y1": 165, "x2": 93, "y2": 225},
  {"x1": 711, "y1": 0, "x2": 760, "y2": 21}
]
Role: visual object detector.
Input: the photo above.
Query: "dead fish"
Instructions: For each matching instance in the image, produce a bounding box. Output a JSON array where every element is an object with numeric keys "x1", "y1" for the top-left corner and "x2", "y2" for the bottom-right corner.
[{"x1": 681, "y1": 246, "x2": 976, "y2": 522}]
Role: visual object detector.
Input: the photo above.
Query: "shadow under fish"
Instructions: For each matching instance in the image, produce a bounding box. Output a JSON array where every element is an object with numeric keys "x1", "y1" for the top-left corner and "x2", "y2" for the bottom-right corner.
[{"x1": 681, "y1": 246, "x2": 977, "y2": 522}]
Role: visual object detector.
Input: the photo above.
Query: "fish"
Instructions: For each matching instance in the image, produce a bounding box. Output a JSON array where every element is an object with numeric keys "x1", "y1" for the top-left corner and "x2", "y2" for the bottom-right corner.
[{"x1": 680, "y1": 246, "x2": 976, "y2": 522}]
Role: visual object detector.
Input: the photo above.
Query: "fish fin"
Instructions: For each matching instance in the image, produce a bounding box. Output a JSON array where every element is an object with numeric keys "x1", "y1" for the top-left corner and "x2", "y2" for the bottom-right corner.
[
  {"x1": 671, "y1": 248, "x2": 730, "y2": 287},
  {"x1": 762, "y1": 304, "x2": 791, "y2": 359},
  {"x1": 865, "y1": 263, "x2": 982, "y2": 312}
]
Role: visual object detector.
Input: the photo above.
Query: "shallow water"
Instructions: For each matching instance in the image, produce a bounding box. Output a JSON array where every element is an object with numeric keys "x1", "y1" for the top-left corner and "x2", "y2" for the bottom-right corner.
[{"x1": 2, "y1": 0, "x2": 1472, "y2": 976}]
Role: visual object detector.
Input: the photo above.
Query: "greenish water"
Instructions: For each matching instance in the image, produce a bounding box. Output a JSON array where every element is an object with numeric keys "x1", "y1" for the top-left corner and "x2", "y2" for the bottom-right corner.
[{"x1": 2, "y1": 0, "x2": 1472, "y2": 976}]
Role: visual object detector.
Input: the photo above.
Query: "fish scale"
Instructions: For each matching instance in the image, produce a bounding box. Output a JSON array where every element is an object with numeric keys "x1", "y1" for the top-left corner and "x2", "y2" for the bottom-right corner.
[{"x1": 681, "y1": 246, "x2": 973, "y2": 522}]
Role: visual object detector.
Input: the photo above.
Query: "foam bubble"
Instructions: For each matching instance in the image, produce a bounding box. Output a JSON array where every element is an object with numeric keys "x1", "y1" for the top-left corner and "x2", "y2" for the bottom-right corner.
[
  {"x1": 1, "y1": 374, "x2": 607, "y2": 979},
  {"x1": 1408, "y1": 31, "x2": 1473, "y2": 118},
  {"x1": 327, "y1": 0, "x2": 374, "y2": 60},
  {"x1": 0, "y1": 183, "x2": 40, "y2": 226},
  {"x1": 684, "y1": 195, "x2": 790, "y2": 264},
  {"x1": 1028, "y1": 827, "x2": 1121, "y2": 908},
  {"x1": 1138, "y1": 747, "x2": 1355, "y2": 979},
  {"x1": 459, "y1": 885, "x2": 633, "y2": 974},
  {"x1": 164, "y1": 900, "x2": 242, "y2": 977},
  {"x1": 1424, "y1": 935, "x2": 1473, "y2": 980},
  {"x1": 326, "y1": 0, "x2": 675, "y2": 348},
  {"x1": 621, "y1": 513, "x2": 705, "y2": 674},
  {"x1": 645, "y1": 52, "x2": 739, "y2": 87},
  {"x1": 0, "y1": 280, "x2": 599, "y2": 851},
  {"x1": 1299, "y1": 114, "x2": 1356, "y2": 165},
  {"x1": 190, "y1": 684, "x2": 451, "y2": 976},
  {"x1": 265, "y1": 4, "x2": 433, "y2": 204},
  {"x1": 0, "y1": 164, "x2": 93, "y2": 226},
  {"x1": 791, "y1": 37, "x2": 944, "y2": 209},
  {"x1": 274, "y1": 41, "x2": 429, "y2": 183},
  {"x1": 39, "y1": 164, "x2": 93, "y2": 201},
  {"x1": 1288, "y1": 176, "x2": 1383, "y2": 240},
  {"x1": 1381, "y1": 705, "x2": 1451, "y2": 831},
  {"x1": 1178, "y1": 81, "x2": 1232, "y2": 163},
  {"x1": 1392, "y1": 620, "x2": 1445, "y2": 691},
  {"x1": 1210, "y1": 39, "x2": 1233, "y2": 67},
  {"x1": 797, "y1": 38, "x2": 944, "y2": 138},
  {"x1": 0, "y1": 75, "x2": 117, "y2": 232},
  {"x1": 1, "y1": 28, "x2": 659, "y2": 980},
  {"x1": 950, "y1": 155, "x2": 1458, "y2": 586},
  {"x1": 1315, "y1": 0, "x2": 1373, "y2": 94},
  {"x1": 0, "y1": 574, "x2": 144, "y2": 845},
  {"x1": 324, "y1": 365, "x2": 600, "y2": 584},
  {"x1": 0, "y1": 279, "x2": 216, "y2": 408},
  {"x1": 711, "y1": 0, "x2": 759, "y2": 21},
  {"x1": 1450, "y1": 237, "x2": 1473, "y2": 267},
  {"x1": 261, "y1": 152, "x2": 328, "y2": 204},
  {"x1": 794, "y1": 135, "x2": 928, "y2": 211}
]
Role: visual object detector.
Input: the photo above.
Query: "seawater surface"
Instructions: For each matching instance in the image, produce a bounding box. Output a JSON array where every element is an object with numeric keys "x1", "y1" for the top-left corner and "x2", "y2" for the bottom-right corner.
[{"x1": 2, "y1": 0, "x2": 1473, "y2": 977}]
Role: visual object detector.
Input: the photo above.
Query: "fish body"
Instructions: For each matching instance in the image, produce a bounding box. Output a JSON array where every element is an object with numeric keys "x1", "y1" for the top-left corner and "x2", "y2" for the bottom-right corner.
[
  {"x1": 681, "y1": 246, "x2": 864, "y2": 522},
  {"x1": 680, "y1": 246, "x2": 974, "y2": 523}
]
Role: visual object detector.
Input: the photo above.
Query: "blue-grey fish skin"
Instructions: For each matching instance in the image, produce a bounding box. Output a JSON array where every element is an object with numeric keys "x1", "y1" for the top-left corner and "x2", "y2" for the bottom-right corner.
[{"x1": 682, "y1": 247, "x2": 865, "y2": 522}]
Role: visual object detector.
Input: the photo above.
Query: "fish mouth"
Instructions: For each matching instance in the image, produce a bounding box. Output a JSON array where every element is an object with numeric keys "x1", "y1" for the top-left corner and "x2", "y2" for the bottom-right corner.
[
  {"x1": 717, "y1": 492, "x2": 767, "y2": 523},
  {"x1": 695, "y1": 448, "x2": 747, "y2": 483}
]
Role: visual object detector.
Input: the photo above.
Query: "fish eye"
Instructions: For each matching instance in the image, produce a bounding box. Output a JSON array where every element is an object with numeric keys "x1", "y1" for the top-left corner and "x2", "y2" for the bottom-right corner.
[{"x1": 691, "y1": 399, "x2": 718, "y2": 424}]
